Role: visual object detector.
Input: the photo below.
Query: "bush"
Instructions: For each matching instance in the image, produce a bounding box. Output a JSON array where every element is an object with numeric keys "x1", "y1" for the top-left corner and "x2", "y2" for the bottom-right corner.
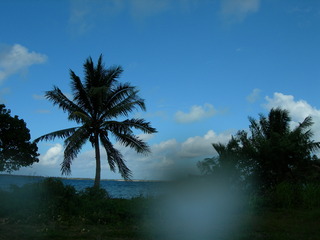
[
  {"x1": 80, "y1": 186, "x2": 110, "y2": 200},
  {"x1": 0, "y1": 178, "x2": 79, "y2": 222},
  {"x1": 0, "y1": 178, "x2": 154, "y2": 226},
  {"x1": 301, "y1": 183, "x2": 320, "y2": 209},
  {"x1": 248, "y1": 181, "x2": 320, "y2": 210},
  {"x1": 269, "y1": 181, "x2": 302, "y2": 208}
]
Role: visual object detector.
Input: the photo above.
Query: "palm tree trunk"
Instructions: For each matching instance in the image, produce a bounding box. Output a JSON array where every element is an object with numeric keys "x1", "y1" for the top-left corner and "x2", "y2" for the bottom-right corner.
[{"x1": 93, "y1": 132, "x2": 101, "y2": 188}]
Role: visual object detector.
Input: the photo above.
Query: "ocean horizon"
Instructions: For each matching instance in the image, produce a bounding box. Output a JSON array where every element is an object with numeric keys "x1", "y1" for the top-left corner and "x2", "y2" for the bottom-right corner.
[
  {"x1": 0, "y1": 174, "x2": 166, "y2": 199},
  {"x1": 0, "y1": 173, "x2": 164, "y2": 182}
]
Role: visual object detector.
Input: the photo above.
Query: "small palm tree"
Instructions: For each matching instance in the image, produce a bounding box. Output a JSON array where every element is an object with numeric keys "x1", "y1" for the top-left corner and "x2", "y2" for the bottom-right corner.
[{"x1": 35, "y1": 55, "x2": 157, "y2": 188}]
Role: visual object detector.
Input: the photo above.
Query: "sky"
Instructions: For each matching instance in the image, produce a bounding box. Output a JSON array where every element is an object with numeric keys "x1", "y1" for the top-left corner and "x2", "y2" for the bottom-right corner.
[{"x1": 0, "y1": 0, "x2": 320, "y2": 180}]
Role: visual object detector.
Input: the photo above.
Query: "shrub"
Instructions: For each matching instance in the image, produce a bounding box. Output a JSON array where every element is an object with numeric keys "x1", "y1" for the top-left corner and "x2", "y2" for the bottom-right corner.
[
  {"x1": 0, "y1": 178, "x2": 79, "y2": 222},
  {"x1": 269, "y1": 181, "x2": 301, "y2": 208},
  {"x1": 0, "y1": 177, "x2": 153, "y2": 226},
  {"x1": 301, "y1": 183, "x2": 320, "y2": 209}
]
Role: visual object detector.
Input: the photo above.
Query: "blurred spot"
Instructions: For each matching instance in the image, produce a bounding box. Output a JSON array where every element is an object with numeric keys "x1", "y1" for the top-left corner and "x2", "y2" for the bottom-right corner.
[{"x1": 147, "y1": 176, "x2": 246, "y2": 240}]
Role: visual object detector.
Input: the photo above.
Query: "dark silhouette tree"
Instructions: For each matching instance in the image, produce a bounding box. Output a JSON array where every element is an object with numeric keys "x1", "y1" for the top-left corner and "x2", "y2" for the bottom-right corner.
[
  {"x1": 198, "y1": 108, "x2": 320, "y2": 191},
  {"x1": 35, "y1": 55, "x2": 157, "y2": 188},
  {"x1": 246, "y1": 108, "x2": 320, "y2": 189},
  {"x1": 0, "y1": 104, "x2": 39, "y2": 172},
  {"x1": 198, "y1": 138, "x2": 243, "y2": 183}
]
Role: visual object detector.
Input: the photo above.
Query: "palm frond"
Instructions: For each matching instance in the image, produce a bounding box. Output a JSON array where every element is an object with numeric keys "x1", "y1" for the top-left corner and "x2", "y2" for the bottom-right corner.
[
  {"x1": 89, "y1": 86, "x2": 108, "y2": 113},
  {"x1": 268, "y1": 108, "x2": 290, "y2": 135},
  {"x1": 103, "y1": 87, "x2": 146, "y2": 119},
  {"x1": 95, "y1": 54, "x2": 106, "y2": 84},
  {"x1": 105, "y1": 83, "x2": 144, "y2": 110},
  {"x1": 68, "y1": 111, "x2": 91, "y2": 124},
  {"x1": 100, "y1": 133, "x2": 132, "y2": 180},
  {"x1": 104, "y1": 119, "x2": 157, "y2": 135},
  {"x1": 107, "y1": 99, "x2": 146, "y2": 119},
  {"x1": 61, "y1": 127, "x2": 91, "y2": 175},
  {"x1": 84, "y1": 55, "x2": 108, "y2": 90},
  {"x1": 34, "y1": 127, "x2": 79, "y2": 143},
  {"x1": 112, "y1": 132, "x2": 151, "y2": 154},
  {"x1": 70, "y1": 70, "x2": 93, "y2": 114},
  {"x1": 296, "y1": 116, "x2": 314, "y2": 132},
  {"x1": 249, "y1": 116, "x2": 263, "y2": 139},
  {"x1": 308, "y1": 141, "x2": 320, "y2": 153},
  {"x1": 45, "y1": 86, "x2": 82, "y2": 115},
  {"x1": 83, "y1": 56, "x2": 95, "y2": 90},
  {"x1": 104, "y1": 65, "x2": 123, "y2": 85},
  {"x1": 212, "y1": 143, "x2": 226, "y2": 156}
]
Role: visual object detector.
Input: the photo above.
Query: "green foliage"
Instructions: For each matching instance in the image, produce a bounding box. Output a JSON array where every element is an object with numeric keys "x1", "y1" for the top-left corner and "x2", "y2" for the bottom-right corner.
[
  {"x1": 248, "y1": 181, "x2": 320, "y2": 210},
  {"x1": 198, "y1": 108, "x2": 320, "y2": 192},
  {"x1": 0, "y1": 104, "x2": 39, "y2": 172},
  {"x1": 0, "y1": 178, "x2": 150, "y2": 226},
  {"x1": 269, "y1": 181, "x2": 301, "y2": 208},
  {"x1": 1, "y1": 178, "x2": 320, "y2": 240},
  {"x1": 80, "y1": 186, "x2": 110, "y2": 199},
  {"x1": 301, "y1": 183, "x2": 320, "y2": 209},
  {"x1": 0, "y1": 178, "x2": 79, "y2": 222},
  {"x1": 35, "y1": 55, "x2": 157, "y2": 188}
]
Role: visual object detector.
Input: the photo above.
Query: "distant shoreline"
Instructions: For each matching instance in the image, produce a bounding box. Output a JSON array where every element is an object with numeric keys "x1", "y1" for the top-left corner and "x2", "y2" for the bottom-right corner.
[{"x1": 0, "y1": 174, "x2": 166, "y2": 182}]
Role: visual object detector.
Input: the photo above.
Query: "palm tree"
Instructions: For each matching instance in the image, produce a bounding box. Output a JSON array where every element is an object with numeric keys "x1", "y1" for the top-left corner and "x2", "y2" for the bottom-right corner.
[
  {"x1": 35, "y1": 55, "x2": 157, "y2": 188},
  {"x1": 199, "y1": 108, "x2": 320, "y2": 191},
  {"x1": 248, "y1": 108, "x2": 320, "y2": 187}
]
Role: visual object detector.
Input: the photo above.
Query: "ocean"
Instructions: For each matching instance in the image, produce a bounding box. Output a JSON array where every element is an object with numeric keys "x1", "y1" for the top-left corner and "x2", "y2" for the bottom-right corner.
[{"x1": 0, "y1": 174, "x2": 165, "y2": 199}]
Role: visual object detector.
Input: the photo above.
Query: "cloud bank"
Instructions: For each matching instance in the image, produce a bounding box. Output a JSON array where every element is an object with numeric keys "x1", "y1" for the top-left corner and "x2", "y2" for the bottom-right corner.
[
  {"x1": 264, "y1": 92, "x2": 320, "y2": 140},
  {"x1": 175, "y1": 103, "x2": 217, "y2": 123},
  {"x1": 21, "y1": 129, "x2": 232, "y2": 180},
  {"x1": 17, "y1": 92, "x2": 320, "y2": 180},
  {"x1": 39, "y1": 143, "x2": 64, "y2": 166},
  {"x1": 0, "y1": 44, "x2": 47, "y2": 83}
]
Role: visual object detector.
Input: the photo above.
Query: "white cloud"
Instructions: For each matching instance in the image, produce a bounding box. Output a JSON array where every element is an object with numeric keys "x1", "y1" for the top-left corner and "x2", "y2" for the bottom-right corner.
[
  {"x1": 175, "y1": 103, "x2": 217, "y2": 123},
  {"x1": 115, "y1": 130, "x2": 232, "y2": 180},
  {"x1": 265, "y1": 92, "x2": 319, "y2": 122},
  {"x1": 129, "y1": 0, "x2": 170, "y2": 19},
  {"x1": 20, "y1": 129, "x2": 232, "y2": 180},
  {"x1": 220, "y1": 0, "x2": 260, "y2": 23},
  {"x1": 39, "y1": 143, "x2": 63, "y2": 166},
  {"x1": 180, "y1": 130, "x2": 232, "y2": 158},
  {"x1": 0, "y1": 44, "x2": 47, "y2": 83},
  {"x1": 264, "y1": 92, "x2": 320, "y2": 140},
  {"x1": 246, "y1": 88, "x2": 261, "y2": 103}
]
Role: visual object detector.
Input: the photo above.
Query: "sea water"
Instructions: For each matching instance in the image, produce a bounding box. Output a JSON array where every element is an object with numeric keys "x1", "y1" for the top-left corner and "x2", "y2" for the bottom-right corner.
[{"x1": 0, "y1": 174, "x2": 164, "y2": 199}]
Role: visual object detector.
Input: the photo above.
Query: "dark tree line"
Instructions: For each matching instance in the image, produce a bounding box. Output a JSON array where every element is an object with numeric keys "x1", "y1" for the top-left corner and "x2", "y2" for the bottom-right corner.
[
  {"x1": 0, "y1": 104, "x2": 39, "y2": 172},
  {"x1": 198, "y1": 108, "x2": 320, "y2": 192}
]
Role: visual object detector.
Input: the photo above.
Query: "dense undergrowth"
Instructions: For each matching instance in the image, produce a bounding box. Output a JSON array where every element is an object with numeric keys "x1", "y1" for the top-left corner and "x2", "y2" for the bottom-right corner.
[
  {"x1": 249, "y1": 180, "x2": 320, "y2": 210},
  {"x1": 0, "y1": 178, "x2": 151, "y2": 226},
  {"x1": 0, "y1": 178, "x2": 320, "y2": 240}
]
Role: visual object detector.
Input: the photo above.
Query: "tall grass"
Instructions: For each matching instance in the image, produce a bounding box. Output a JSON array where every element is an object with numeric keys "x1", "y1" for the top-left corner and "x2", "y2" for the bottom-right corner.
[{"x1": 249, "y1": 181, "x2": 320, "y2": 209}]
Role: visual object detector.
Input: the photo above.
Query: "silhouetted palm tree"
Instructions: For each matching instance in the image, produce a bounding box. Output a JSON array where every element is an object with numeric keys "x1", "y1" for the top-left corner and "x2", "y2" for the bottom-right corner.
[
  {"x1": 35, "y1": 55, "x2": 157, "y2": 188},
  {"x1": 198, "y1": 108, "x2": 320, "y2": 191},
  {"x1": 248, "y1": 108, "x2": 320, "y2": 187}
]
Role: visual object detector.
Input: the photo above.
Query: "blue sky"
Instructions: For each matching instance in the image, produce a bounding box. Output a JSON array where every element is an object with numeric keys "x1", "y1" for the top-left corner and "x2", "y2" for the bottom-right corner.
[{"x1": 1, "y1": 0, "x2": 320, "y2": 180}]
